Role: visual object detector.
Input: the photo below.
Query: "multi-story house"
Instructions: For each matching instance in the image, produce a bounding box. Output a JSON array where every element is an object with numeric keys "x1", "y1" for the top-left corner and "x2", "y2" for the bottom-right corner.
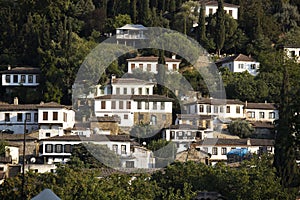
[
  {"x1": 126, "y1": 56, "x2": 181, "y2": 74},
  {"x1": 94, "y1": 76, "x2": 173, "y2": 128},
  {"x1": 196, "y1": 138, "x2": 274, "y2": 165},
  {"x1": 244, "y1": 101, "x2": 278, "y2": 123},
  {"x1": 1, "y1": 66, "x2": 40, "y2": 87},
  {"x1": 38, "y1": 134, "x2": 155, "y2": 168},
  {"x1": 199, "y1": 0, "x2": 239, "y2": 20},
  {"x1": 38, "y1": 102, "x2": 75, "y2": 139},
  {"x1": 0, "y1": 98, "x2": 75, "y2": 136},
  {"x1": 116, "y1": 24, "x2": 148, "y2": 47},
  {"x1": 215, "y1": 54, "x2": 260, "y2": 76}
]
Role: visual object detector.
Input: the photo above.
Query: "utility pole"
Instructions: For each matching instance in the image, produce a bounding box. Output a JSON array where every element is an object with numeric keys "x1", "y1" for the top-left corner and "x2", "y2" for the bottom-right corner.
[{"x1": 21, "y1": 119, "x2": 27, "y2": 199}]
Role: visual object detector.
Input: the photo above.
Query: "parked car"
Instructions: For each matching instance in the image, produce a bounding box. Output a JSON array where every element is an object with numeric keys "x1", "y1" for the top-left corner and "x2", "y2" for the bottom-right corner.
[{"x1": 2, "y1": 129, "x2": 14, "y2": 134}]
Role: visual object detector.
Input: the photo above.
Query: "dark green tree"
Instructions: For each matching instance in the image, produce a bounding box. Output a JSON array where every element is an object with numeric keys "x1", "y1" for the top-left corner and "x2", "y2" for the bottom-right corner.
[
  {"x1": 215, "y1": 0, "x2": 225, "y2": 56},
  {"x1": 228, "y1": 120, "x2": 254, "y2": 138},
  {"x1": 197, "y1": 3, "x2": 207, "y2": 48}
]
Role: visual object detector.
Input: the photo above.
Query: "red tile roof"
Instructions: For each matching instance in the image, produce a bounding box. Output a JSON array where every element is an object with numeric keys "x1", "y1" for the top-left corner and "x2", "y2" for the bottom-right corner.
[{"x1": 127, "y1": 56, "x2": 181, "y2": 62}]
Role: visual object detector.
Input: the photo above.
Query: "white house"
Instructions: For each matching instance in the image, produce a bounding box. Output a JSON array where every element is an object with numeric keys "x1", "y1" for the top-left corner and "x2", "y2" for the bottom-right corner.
[
  {"x1": 215, "y1": 54, "x2": 260, "y2": 76},
  {"x1": 0, "y1": 98, "x2": 39, "y2": 134},
  {"x1": 95, "y1": 77, "x2": 173, "y2": 128},
  {"x1": 37, "y1": 102, "x2": 75, "y2": 139},
  {"x1": 126, "y1": 56, "x2": 181, "y2": 74},
  {"x1": 1, "y1": 66, "x2": 40, "y2": 87},
  {"x1": 196, "y1": 138, "x2": 274, "y2": 165},
  {"x1": 283, "y1": 45, "x2": 300, "y2": 63},
  {"x1": 244, "y1": 101, "x2": 279, "y2": 123},
  {"x1": 116, "y1": 24, "x2": 148, "y2": 47},
  {"x1": 39, "y1": 134, "x2": 155, "y2": 169},
  {"x1": 200, "y1": 0, "x2": 239, "y2": 20}
]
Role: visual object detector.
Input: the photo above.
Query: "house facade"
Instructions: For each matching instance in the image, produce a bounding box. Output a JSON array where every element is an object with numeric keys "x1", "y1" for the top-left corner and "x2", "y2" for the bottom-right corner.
[
  {"x1": 116, "y1": 24, "x2": 148, "y2": 47},
  {"x1": 244, "y1": 102, "x2": 278, "y2": 123},
  {"x1": 1, "y1": 66, "x2": 40, "y2": 87},
  {"x1": 126, "y1": 56, "x2": 181, "y2": 74},
  {"x1": 94, "y1": 77, "x2": 173, "y2": 128},
  {"x1": 216, "y1": 54, "x2": 260, "y2": 76},
  {"x1": 200, "y1": 1, "x2": 239, "y2": 20},
  {"x1": 284, "y1": 46, "x2": 300, "y2": 63}
]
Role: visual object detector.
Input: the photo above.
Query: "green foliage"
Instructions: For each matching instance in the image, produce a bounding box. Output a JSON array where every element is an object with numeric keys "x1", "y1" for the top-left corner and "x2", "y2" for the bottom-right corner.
[
  {"x1": 228, "y1": 120, "x2": 254, "y2": 138},
  {"x1": 0, "y1": 140, "x2": 8, "y2": 156},
  {"x1": 215, "y1": 0, "x2": 226, "y2": 56}
]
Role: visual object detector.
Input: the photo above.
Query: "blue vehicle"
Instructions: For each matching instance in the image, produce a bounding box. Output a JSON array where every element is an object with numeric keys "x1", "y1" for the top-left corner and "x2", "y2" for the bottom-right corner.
[{"x1": 227, "y1": 148, "x2": 251, "y2": 163}]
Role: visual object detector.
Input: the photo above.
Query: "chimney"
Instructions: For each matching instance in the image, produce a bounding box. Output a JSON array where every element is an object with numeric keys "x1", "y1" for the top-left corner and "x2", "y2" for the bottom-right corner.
[
  {"x1": 13, "y1": 97, "x2": 18, "y2": 105},
  {"x1": 265, "y1": 100, "x2": 267, "y2": 104},
  {"x1": 247, "y1": 138, "x2": 251, "y2": 146},
  {"x1": 245, "y1": 100, "x2": 248, "y2": 108},
  {"x1": 172, "y1": 54, "x2": 176, "y2": 59},
  {"x1": 111, "y1": 74, "x2": 116, "y2": 83},
  {"x1": 8, "y1": 65, "x2": 11, "y2": 70}
]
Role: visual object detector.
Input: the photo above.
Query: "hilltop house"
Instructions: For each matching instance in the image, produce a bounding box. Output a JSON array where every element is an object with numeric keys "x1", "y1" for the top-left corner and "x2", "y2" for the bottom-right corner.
[
  {"x1": 283, "y1": 45, "x2": 300, "y2": 63},
  {"x1": 215, "y1": 54, "x2": 260, "y2": 76},
  {"x1": 116, "y1": 24, "x2": 148, "y2": 47},
  {"x1": 126, "y1": 56, "x2": 181, "y2": 74},
  {"x1": 199, "y1": 0, "x2": 239, "y2": 20},
  {"x1": 1, "y1": 66, "x2": 40, "y2": 87},
  {"x1": 94, "y1": 76, "x2": 173, "y2": 128}
]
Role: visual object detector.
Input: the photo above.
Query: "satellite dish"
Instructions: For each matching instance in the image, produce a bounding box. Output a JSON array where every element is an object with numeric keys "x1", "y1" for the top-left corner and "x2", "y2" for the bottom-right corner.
[{"x1": 30, "y1": 157, "x2": 36, "y2": 163}]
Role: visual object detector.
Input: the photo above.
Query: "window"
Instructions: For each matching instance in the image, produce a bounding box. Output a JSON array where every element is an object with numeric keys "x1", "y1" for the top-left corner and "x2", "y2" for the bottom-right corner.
[
  {"x1": 45, "y1": 133, "x2": 51, "y2": 137},
  {"x1": 126, "y1": 101, "x2": 131, "y2": 109},
  {"x1": 119, "y1": 101, "x2": 123, "y2": 109},
  {"x1": 116, "y1": 88, "x2": 120, "y2": 94},
  {"x1": 213, "y1": 106, "x2": 218, "y2": 113},
  {"x1": 126, "y1": 161, "x2": 134, "y2": 168},
  {"x1": 28, "y1": 75, "x2": 33, "y2": 83},
  {"x1": 45, "y1": 144, "x2": 53, "y2": 153},
  {"x1": 17, "y1": 113, "x2": 23, "y2": 122},
  {"x1": 112, "y1": 144, "x2": 118, "y2": 154},
  {"x1": 111, "y1": 101, "x2": 116, "y2": 109},
  {"x1": 145, "y1": 102, "x2": 149, "y2": 109},
  {"x1": 212, "y1": 147, "x2": 218, "y2": 155},
  {"x1": 5, "y1": 113, "x2": 10, "y2": 122},
  {"x1": 199, "y1": 105, "x2": 204, "y2": 113},
  {"x1": 64, "y1": 144, "x2": 72, "y2": 153},
  {"x1": 20, "y1": 75, "x2": 25, "y2": 83},
  {"x1": 221, "y1": 147, "x2": 227, "y2": 155},
  {"x1": 147, "y1": 64, "x2": 151, "y2": 71},
  {"x1": 34, "y1": 113, "x2": 38, "y2": 122},
  {"x1": 43, "y1": 112, "x2": 48, "y2": 120},
  {"x1": 131, "y1": 64, "x2": 135, "y2": 70},
  {"x1": 151, "y1": 115, "x2": 157, "y2": 125},
  {"x1": 139, "y1": 63, "x2": 143, "y2": 69},
  {"x1": 63, "y1": 113, "x2": 67, "y2": 122},
  {"x1": 138, "y1": 101, "x2": 142, "y2": 109},
  {"x1": 13, "y1": 75, "x2": 18, "y2": 83},
  {"x1": 269, "y1": 112, "x2": 275, "y2": 119},
  {"x1": 131, "y1": 88, "x2": 135, "y2": 95},
  {"x1": 259, "y1": 112, "x2": 265, "y2": 119},
  {"x1": 153, "y1": 102, "x2": 157, "y2": 110},
  {"x1": 220, "y1": 106, "x2": 224, "y2": 113},
  {"x1": 162, "y1": 114, "x2": 166, "y2": 120},
  {"x1": 290, "y1": 51, "x2": 296, "y2": 57},
  {"x1": 146, "y1": 88, "x2": 149, "y2": 95},
  {"x1": 228, "y1": 10, "x2": 232, "y2": 16},
  {"x1": 247, "y1": 111, "x2": 255, "y2": 118},
  {"x1": 124, "y1": 114, "x2": 128, "y2": 119},
  {"x1": 5, "y1": 75, "x2": 10, "y2": 83},
  {"x1": 161, "y1": 102, "x2": 165, "y2": 110},
  {"x1": 238, "y1": 64, "x2": 244, "y2": 69},
  {"x1": 173, "y1": 64, "x2": 177, "y2": 71},
  {"x1": 250, "y1": 64, "x2": 256, "y2": 69},
  {"x1": 36, "y1": 75, "x2": 40, "y2": 83},
  {"x1": 138, "y1": 88, "x2": 142, "y2": 95},
  {"x1": 236, "y1": 106, "x2": 240, "y2": 114},
  {"x1": 226, "y1": 106, "x2": 230, "y2": 113},
  {"x1": 121, "y1": 145, "x2": 126, "y2": 154},
  {"x1": 55, "y1": 144, "x2": 62, "y2": 153},
  {"x1": 207, "y1": 105, "x2": 211, "y2": 113},
  {"x1": 123, "y1": 88, "x2": 127, "y2": 94},
  {"x1": 53, "y1": 112, "x2": 58, "y2": 120},
  {"x1": 26, "y1": 113, "x2": 31, "y2": 121},
  {"x1": 138, "y1": 114, "x2": 144, "y2": 120},
  {"x1": 101, "y1": 101, "x2": 106, "y2": 109},
  {"x1": 209, "y1": 8, "x2": 213, "y2": 15}
]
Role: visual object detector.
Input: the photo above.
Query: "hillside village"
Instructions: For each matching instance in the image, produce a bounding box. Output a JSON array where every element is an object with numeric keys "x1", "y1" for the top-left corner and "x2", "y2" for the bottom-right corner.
[{"x1": 0, "y1": 0, "x2": 300, "y2": 199}]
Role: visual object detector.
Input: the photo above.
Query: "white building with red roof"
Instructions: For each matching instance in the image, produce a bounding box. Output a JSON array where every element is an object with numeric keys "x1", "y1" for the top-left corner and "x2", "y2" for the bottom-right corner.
[{"x1": 199, "y1": 0, "x2": 239, "y2": 20}]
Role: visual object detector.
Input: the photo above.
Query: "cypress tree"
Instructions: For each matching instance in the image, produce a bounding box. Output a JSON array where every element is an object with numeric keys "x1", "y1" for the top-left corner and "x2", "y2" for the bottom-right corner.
[
  {"x1": 215, "y1": 0, "x2": 225, "y2": 56},
  {"x1": 274, "y1": 62, "x2": 299, "y2": 188},
  {"x1": 130, "y1": 0, "x2": 137, "y2": 23},
  {"x1": 157, "y1": 50, "x2": 166, "y2": 95},
  {"x1": 197, "y1": 3, "x2": 207, "y2": 46}
]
